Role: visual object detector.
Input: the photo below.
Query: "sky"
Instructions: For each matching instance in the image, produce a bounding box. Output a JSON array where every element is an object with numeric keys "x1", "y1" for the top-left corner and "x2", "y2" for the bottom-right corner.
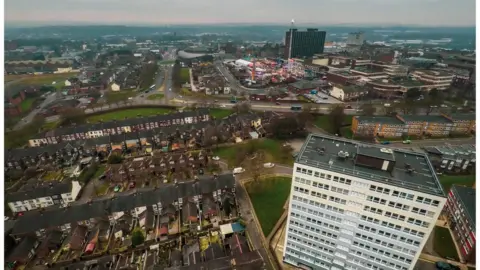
[{"x1": 5, "y1": 0, "x2": 476, "y2": 26}]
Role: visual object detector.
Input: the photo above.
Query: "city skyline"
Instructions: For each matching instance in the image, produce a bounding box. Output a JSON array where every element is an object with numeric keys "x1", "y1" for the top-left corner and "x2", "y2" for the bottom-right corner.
[{"x1": 5, "y1": 0, "x2": 476, "y2": 27}]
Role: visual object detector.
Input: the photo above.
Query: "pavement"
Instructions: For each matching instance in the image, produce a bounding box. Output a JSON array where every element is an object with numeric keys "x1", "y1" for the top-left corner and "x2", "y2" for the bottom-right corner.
[{"x1": 13, "y1": 91, "x2": 58, "y2": 130}]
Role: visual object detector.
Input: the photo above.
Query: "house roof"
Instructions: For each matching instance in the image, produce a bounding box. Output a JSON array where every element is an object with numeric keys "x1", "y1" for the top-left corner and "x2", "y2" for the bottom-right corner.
[
  {"x1": 354, "y1": 116, "x2": 404, "y2": 125},
  {"x1": 6, "y1": 181, "x2": 73, "y2": 202},
  {"x1": 204, "y1": 243, "x2": 224, "y2": 261},
  {"x1": 12, "y1": 174, "x2": 235, "y2": 235},
  {"x1": 6, "y1": 236, "x2": 37, "y2": 262},
  {"x1": 69, "y1": 225, "x2": 88, "y2": 250}
]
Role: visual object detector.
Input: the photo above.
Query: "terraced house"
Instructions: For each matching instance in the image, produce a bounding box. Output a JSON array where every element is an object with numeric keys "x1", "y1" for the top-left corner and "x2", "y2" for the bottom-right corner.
[
  {"x1": 351, "y1": 113, "x2": 475, "y2": 138},
  {"x1": 28, "y1": 109, "x2": 210, "y2": 147},
  {"x1": 10, "y1": 174, "x2": 236, "y2": 238}
]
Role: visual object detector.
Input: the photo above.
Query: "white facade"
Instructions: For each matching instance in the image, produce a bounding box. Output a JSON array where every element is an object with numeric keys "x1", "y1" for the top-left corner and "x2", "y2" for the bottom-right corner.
[
  {"x1": 111, "y1": 83, "x2": 121, "y2": 91},
  {"x1": 283, "y1": 163, "x2": 446, "y2": 270},
  {"x1": 330, "y1": 86, "x2": 345, "y2": 101},
  {"x1": 8, "y1": 180, "x2": 83, "y2": 213},
  {"x1": 234, "y1": 59, "x2": 252, "y2": 67}
]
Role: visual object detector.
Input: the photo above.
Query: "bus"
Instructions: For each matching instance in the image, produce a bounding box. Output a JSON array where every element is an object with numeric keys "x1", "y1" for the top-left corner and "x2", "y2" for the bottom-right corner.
[{"x1": 291, "y1": 105, "x2": 302, "y2": 111}]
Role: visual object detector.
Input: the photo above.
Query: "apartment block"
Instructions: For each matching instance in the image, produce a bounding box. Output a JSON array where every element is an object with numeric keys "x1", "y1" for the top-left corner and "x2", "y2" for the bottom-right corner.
[
  {"x1": 445, "y1": 185, "x2": 476, "y2": 263},
  {"x1": 352, "y1": 114, "x2": 475, "y2": 138},
  {"x1": 283, "y1": 134, "x2": 446, "y2": 270}
]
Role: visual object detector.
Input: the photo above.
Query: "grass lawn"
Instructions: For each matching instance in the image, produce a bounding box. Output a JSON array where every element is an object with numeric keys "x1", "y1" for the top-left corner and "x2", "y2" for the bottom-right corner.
[
  {"x1": 245, "y1": 177, "x2": 292, "y2": 236},
  {"x1": 87, "y1": 108, "x2": 173, "y2": 123},
  {"x1": 314, "y1": 115, "x2": 353, "y2": 133},
  {"x1": 209, "y1": 108, "x2": 233, "y2": 118},
  {"x1": 20, "y1": 98, "x2": 36, "y2": 111},
  {"x1": 214, "y1": 139, "x2": 293, "y2": 167},
  {"x1": 146, "y1": 93, "x2": 165, "y2": 100},
  {"x1": 439, "y1": 174, "x2": 475, "y2": 192},
  {"x1": 105, "y1": 89, "x2": 137, "y2": 103},
  {"x1": 93, "y1": 165, "x2": 106, "y2": 179},
  {"x1": 5, "y1": 72, "x2": 79, "y2": 85},
  {"x1": 433, "y1": 226, "x2": 460, "y2": 261},
  {"x1": 41, "y1": 120, "x2": 61, "y2": 131},
  {"x1": 180, "y1": 68, "x2": 190, "y2": 83}
]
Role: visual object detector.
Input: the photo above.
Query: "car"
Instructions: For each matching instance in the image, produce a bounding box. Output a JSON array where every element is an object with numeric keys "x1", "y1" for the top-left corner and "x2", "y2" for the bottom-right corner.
[
  {"x1": 345, "y1": 105, "x2": 352, "y2": 109},
  {"x1": 275, "y1": 102, "x2": 281, "y2": 105},
  {"x1": 212, "y1": 156, "x2": 220, "y2": 161},
  {"x1": 263, "y1": 163, "x2": 275, "y2": 168},
  {"x1": 128, "y1": 97, "x2": 133, "y2": 100},
  {"x1": 214, "y1": 100, "x2": 218, "y2": 103},
  {"x1": 435, "y1": 261, "x2": 460, "y2": 270},
  {"x1": 393, "y1": 100, "x2": 401, "y2": 103},
  {"x1": 402, "y1": 140, "x2": 411, "y2": 144},
  {"x1": 381, "y1": 141, "x2": 391, "y2": 145},
  {"x1": 440, "y1": 104, "x2": 448, "y2": 108},
  {"x1": 220, "y1": 104, "x2": 226, "y2": 108},
  {"x1": 233, "y1": 167, "x2": 245, "y2": 174},
  {"x1": 129, "y1": 182, "x2": 136, "y2": 189},
  {"x1": 384, "y1": 103, "x2": 391, "y2": 107}
]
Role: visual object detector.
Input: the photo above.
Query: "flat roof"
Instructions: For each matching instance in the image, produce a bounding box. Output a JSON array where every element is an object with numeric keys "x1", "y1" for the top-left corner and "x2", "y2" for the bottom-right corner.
[
  {"x1": 355, "y1": 116, "x2": 404, "y2": 125},
  {"x1": 401, "y1": 115, "x2": 452, "y2": 123},
  {"x1": 353, "y1": 66, "x2": 383, "y2": 73},
  {"x1": 296, "y1": 134, "x2": 445, "y2": 197},
  {"x1": 451, "y1": 185, "x2": 476, "y2": 226}
]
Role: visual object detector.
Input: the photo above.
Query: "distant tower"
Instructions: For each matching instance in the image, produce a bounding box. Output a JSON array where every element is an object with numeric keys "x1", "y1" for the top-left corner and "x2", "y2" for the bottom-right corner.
[
  {"x1": 252, "y1": 59, "x2": 256, "y2": 81},
  {"x1": 288, "y1": 19, "x2": 295, "y2": 59}
]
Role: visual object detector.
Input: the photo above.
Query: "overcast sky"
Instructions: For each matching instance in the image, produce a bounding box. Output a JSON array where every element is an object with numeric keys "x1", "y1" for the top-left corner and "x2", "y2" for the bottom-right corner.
[{"x1": 5, "y1": 0, "x2": 476, "y2": 26}]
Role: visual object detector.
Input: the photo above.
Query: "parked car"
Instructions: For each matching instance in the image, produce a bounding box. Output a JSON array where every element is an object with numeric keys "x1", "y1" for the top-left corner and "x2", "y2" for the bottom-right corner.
[
  {"x1": 402, "y1": 140, "x2": 411, "y2": 144},
  {"x1": 212, "y1": 156, "x2": 220, "y2": 161},
  {"x1": 263, "y1": 163, "x2": 275, "y2": 168},
  {"x1": 381, "y1": 141, "x2": 391, "y2": 145},
  {"x1": 233, "y1": 167, "x2": 245, "y2": 174},
  {"x1": 435, "y1": 261, "x2": 460, "y2": 270}
]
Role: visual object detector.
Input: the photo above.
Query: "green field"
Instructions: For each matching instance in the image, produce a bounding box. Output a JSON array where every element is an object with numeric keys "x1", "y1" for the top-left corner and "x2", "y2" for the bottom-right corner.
[
  {"x1": 433, "y1": 226, "x2": 459, "y2": 261},
  {"x1": 245, "y1": 177, "x2": 292, "y2": 236},
  {"x1": 20, "y1": 98, "x2": 36, "y2": 111},
  {"x1": 180, "y1": 68, "x2": 190, "y2": 83},
  {"x1": 214, "y1": 139, "x2": 293, "y2": 167},
  {"x1": 87, "y1": 108, "x2": 173, "y2": 123},
  {"x1": 105, "y1": 89, "x2": 137, "y2": 103},
  {"x1": 314, "y1": 115, "x2": 353, "y2": 133},
  {"x1": 209, "y1": 109, "x2": 233, "y2": 119},
  {"x1": 439, "y1": 174, "x2": 475, "y2": 192},
  {"x1": 6, "y1": 72, "x2": 79, "y2": 85},
  {"x1": 146, "y1": 93, "x2": 165, "y2": 100}
]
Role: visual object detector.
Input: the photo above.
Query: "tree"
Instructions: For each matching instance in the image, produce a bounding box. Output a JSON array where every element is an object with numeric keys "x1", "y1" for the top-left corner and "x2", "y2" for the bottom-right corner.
[
  {"x1": 359, "y1": 103, "x2": 376, "y2": 116},
  {"x1": 328, "y1": 105, "x2": 346, "y2": 135},
  {"x1": 268, "y1": 116, "x2": 305, "y2": 139},
  {"x1": 406, "y1": 88, "x2": 422, "y2": 100},
  {"x1": 243, "y1": 151, "x2": 272, "y2": 182},
  {"x1": 107, "y1": 154, "x2": 123, "y2": 164},
  {"x1": 233, "y1": 102, "x2": 251, "y2": 114},
  {"x1": 131, "y1": 229, "x2": 145, "y2": 247},
  {"x1": 63, "y1": 108, "x2": 86, "y2": 124}
]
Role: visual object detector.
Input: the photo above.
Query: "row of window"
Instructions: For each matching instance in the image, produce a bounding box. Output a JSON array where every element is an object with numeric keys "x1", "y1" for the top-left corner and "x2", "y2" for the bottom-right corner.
[
  {"x1": 412, "y1": 207, "x2": 435, "y2": 217},
  {"x1": 290, "y1": 212, "x2": 340, "y2": 234},
  {"x1": 289, "y1": 220, "x2": 337, "y2": 247},
  {"x1": 352, "y1": 242, "x2": 410, "y2": 270},
  {"x1": 285, "y1": 246, "x2": 330, "y2": 269},
  {"x1": 291, "y1": 203, "x2": 342, "y2": 223},
  {"x1": 356, "y1": 227, "x2": 417, "y2": 256},
  {"x1": 291, "y1": 195, "x2": 345, "y2": 214},
  {"x1": 352, "y1": 237, "x2": 413, "y2": 264},
  {"x1": 295, "y1": 167, "x2": 352, "y2": 186},
  {"x1": 289, "y1": 227, "x2": 338, "y2": 245},
  {"x1": 407, "y1": 217, "x2": 430, "y2": 228},
  {"x1": 286, "y1": 243, "x2": 331, "y2": 265}
]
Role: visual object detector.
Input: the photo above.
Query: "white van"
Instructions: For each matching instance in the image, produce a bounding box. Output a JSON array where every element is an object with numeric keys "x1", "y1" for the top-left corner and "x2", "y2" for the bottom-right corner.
[
  {"x1": 233, "y1": 167, "x2": 245, "y2": 174},
  {"x1": 384, "y1": 103, "x2": 391, "y2": 107}
]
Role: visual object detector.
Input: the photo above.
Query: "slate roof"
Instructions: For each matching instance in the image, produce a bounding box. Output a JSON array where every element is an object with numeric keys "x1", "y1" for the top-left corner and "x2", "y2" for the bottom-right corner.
[
  {"x1": 6, "y1": 181, "x2": 73, "y2": 202},
  {"x1": 12, "y1": 174, "x2": 235, "y2": 235},
  {"x1": 6, "y1": 236, "x2": 37, "y2": 262}
]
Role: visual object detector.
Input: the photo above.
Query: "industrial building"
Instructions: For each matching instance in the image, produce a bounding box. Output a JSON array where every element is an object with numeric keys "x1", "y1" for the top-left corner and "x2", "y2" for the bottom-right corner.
[{"x1": 283, "y1": 134, "x2": 446, "y2": 270}]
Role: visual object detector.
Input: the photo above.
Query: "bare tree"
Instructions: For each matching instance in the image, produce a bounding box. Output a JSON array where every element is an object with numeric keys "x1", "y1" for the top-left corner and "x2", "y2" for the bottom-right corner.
[{"x1": 243, "y1": 151, "x2": 273, "y2": 182}]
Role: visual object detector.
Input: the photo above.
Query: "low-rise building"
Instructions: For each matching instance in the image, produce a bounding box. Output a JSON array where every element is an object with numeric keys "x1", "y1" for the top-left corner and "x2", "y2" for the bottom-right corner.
[
  {"x1": 6, "y1": 180, "x2": 82, "y2": 213},
  {"x1": 445, "y1": 185, "x2": 476, "y2": 263},
  {"x1": 411, "y1": 69, "x2": 454, "y2": 90},
  {"x1": 424, "y1": 144, "x2": 475, "y2": 172},
  {"x1": 352, "y1": 113, "x2": 475, "y2": 138},
  {"x1": 329, "y1": 85, "x2": 368, "y2": 101}
]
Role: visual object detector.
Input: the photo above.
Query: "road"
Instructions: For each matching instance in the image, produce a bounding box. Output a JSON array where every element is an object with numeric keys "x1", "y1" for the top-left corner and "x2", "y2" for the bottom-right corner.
[{"x1": 13, "y1": 91, "x2": 58, "y2": 130}]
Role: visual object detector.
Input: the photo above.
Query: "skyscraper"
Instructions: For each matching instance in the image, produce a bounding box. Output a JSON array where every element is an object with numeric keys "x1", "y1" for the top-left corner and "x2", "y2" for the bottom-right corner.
[
  {"x1": 283, "y1": 134, "x2": 446, "y2": 270},
  {"x1": 284, "y1": 28, "x2": 326, "y2": 59}
]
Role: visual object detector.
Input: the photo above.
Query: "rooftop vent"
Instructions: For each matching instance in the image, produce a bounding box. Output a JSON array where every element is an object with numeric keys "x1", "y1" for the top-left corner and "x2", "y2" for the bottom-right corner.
[{"x1": 380, "y1": 148, "x2": 393, "y2": 154}]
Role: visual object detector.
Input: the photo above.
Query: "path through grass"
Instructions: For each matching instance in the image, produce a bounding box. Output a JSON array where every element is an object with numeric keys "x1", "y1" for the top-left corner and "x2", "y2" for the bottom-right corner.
[{"x1": 245, "y1": 177, "x2": 292, "y2": 236}]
